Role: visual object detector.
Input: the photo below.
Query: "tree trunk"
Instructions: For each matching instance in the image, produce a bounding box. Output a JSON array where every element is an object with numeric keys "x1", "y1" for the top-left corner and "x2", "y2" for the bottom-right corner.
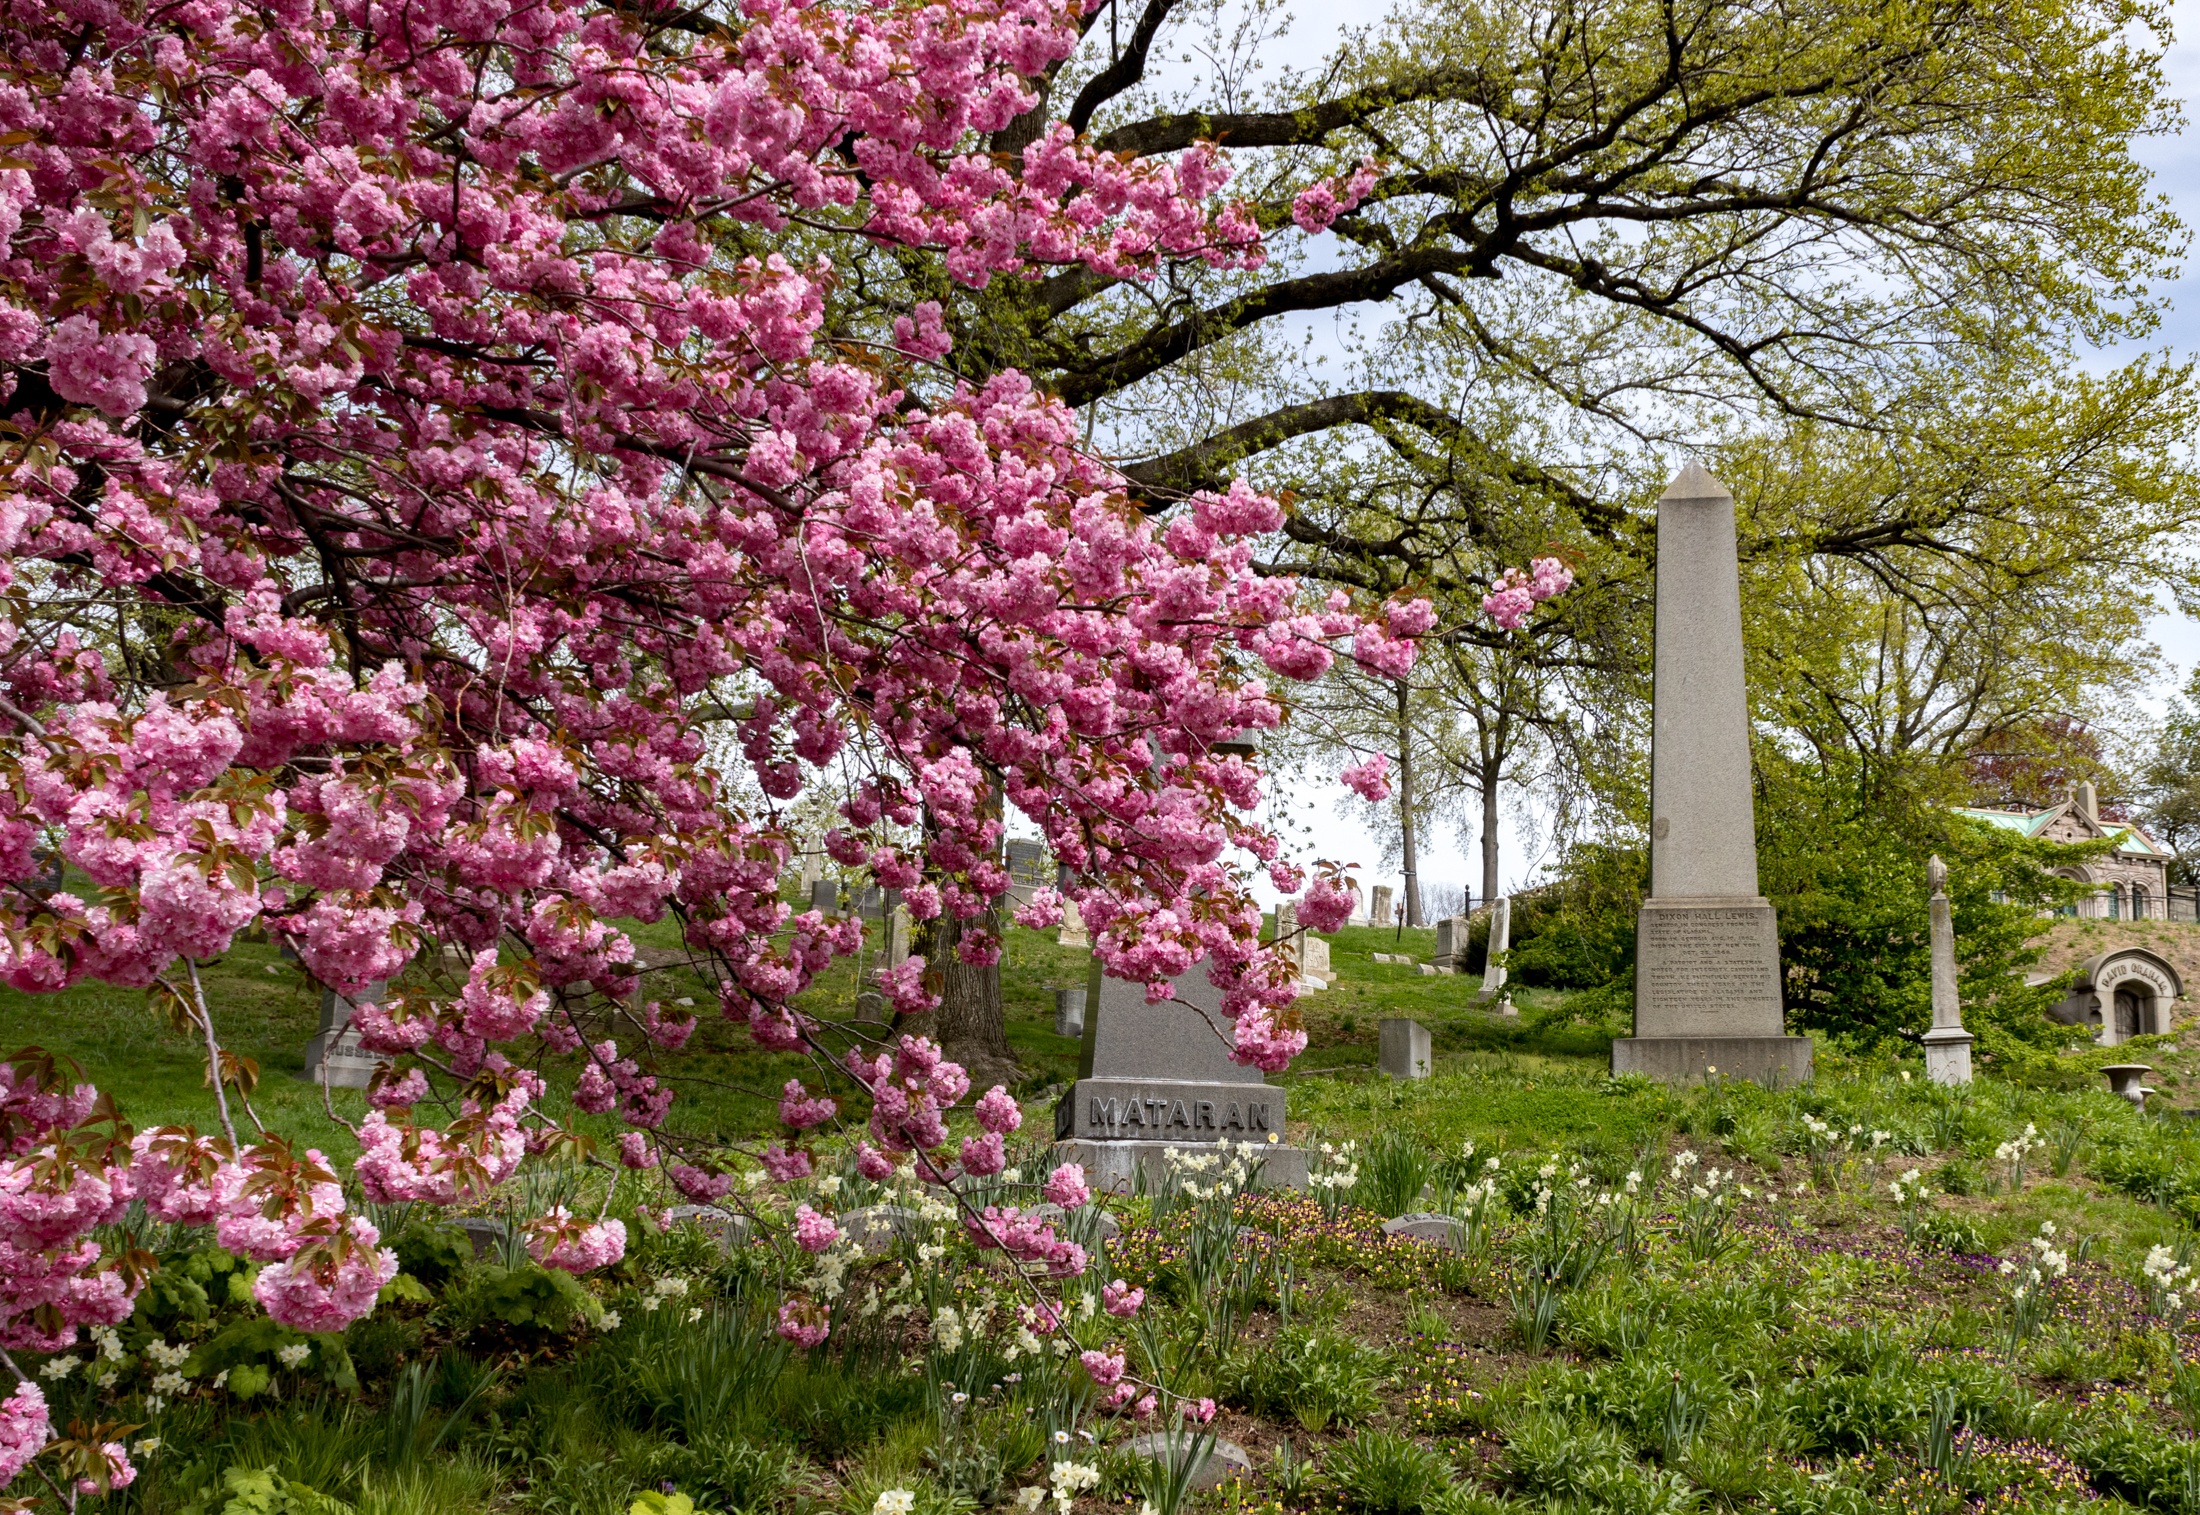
[
  {"x1": 929, "y1": 906, "x2": 1021, "y2": 1088},
  {"x1": 1479, "y1": 764, "x2": 1501, "y2": 906},
  {"x1": 1397, "y1": 679, "x2": 1422, "y2": 927}
]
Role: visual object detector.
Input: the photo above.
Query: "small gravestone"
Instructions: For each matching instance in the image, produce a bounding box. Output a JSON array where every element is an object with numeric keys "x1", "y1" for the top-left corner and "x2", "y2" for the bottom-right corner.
[
  {"x1": 842, "y1": 1204, "x2": 929, "y2": 1255},
  {"x1": 1370, "y1": 885, "x2": 1394, "y2": 928},
  {"x1": 454, "y1": 1216, "x2": 505, "y2": 1259},
  {"x1": 1432, "y1": 915, "x2": 1467, "y2": 968},
  {"x1": 1275, "y1": 901, "x2": 1303, "y2": 971},
  {"x1": 1345, "y1": 880, "x2": 1366, "y2": 927},
  {"x1": 882, "y1": 903, "x2": 912, "y2": 967},
  {"x1": 1300, "y1": 936, "x2": 1334, "y2": 985},
  {"x1": 1478, "y1": 896, "x2": 1510, "y2": 1002},
  {"x1": 1921, "y1": 857, "x2": 1973, "y2": 1084},
  {"x1": 1382, "y1": 1212, "x2": 1467, "y2": 1250},
  {"x1": 854, "y1": 990, "x2": 888, "y2": 1024},
  {"x1": 298, "y1": 984, "x2": 385, "y2": 1089},
  {"x1": 856, "y1": 886, "x2": 883, "y2": 920},
  {"x1": 1122, "y1": 1434, "x2": 1252, "y2": 1492},
  {"x1": 1379, "y1": 1019, "x2": 1432, "y2": 1080},
  {"x1": 1054, "y1": 987, "x2": 1087, "y2": 1038},
  {"x1": 809, "y1": 879, "x2": 837, "y2": 914},
  {"x1": 660, "y1": 1204, "x2": 754, "y2": 1250}
]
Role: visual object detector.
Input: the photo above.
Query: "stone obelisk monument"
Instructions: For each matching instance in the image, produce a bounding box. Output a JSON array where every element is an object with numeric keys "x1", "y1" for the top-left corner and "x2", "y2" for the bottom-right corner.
[
  {"x1": 1921, "y1": 855, "x2": 1974, "y2": 1084},
  {"x1": 1611, "y1": 462, "x2": 1811, "y2": 1086}
]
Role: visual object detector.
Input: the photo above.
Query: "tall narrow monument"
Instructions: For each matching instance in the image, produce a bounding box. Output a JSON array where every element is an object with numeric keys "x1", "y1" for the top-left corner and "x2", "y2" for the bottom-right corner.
[
  {"x1": 1921, "y1": 855, "x2": 1974, "y2": 1084},
  {"x1": 1611, "y1": 463, "x2": 1811, "y2": 1085}
]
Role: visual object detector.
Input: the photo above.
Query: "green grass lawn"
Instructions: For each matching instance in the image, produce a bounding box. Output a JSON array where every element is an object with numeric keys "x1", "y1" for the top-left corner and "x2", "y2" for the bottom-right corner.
[{"x1": 0, "y1": 909, "x2": 1600, "y2": 1163}]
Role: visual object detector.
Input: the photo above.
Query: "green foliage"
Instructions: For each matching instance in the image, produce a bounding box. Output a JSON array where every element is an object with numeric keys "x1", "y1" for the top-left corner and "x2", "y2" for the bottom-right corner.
[
  {"x1": 1323, "y1": 1431, "x2": 1453, "y2": 1515},
  {"x1": 1757, "y1": 763, "x2": 2087, "y2": 1048},
  {"x1": 1219, "y1": 1326, "x2": 1388, "y2": 1432},
  {"x1": 177, "y1": 1466, "x2": 356, "y2": 1515},
  {"x1": 388, "y1": 1224, "x2": 472, "y2": 1289},
  {"x1": 451, "y1": 1262, "x2": 599, "y2": 1342},
  {"x1": 1359, "y1": 1129, "x2": 1434, "y2": 1217}
]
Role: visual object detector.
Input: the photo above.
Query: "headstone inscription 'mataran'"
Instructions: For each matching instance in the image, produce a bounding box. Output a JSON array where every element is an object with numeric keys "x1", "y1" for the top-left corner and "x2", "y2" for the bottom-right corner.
[
  {"x1": 1053, "y1": 955, "x2": 1307, "y2": 1191},
  {"x1": 1611, "y1": 462, "x2": 1812, "y2": 1086}
]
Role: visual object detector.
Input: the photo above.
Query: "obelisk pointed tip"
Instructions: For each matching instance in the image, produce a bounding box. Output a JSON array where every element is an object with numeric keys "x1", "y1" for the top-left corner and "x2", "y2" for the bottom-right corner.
[{"x1": 1660, "y1": 458, "x2": 1732, "y2": 504}]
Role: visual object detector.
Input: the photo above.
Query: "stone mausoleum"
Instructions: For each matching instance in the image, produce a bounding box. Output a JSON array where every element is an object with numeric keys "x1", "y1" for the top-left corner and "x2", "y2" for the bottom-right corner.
[
  {"x1": 1958, "y1": 782, "x2": 2172, "y2": 921},
  {"x1": 2036, "y1": 946, "x2": 2184, "y2": 1045}
]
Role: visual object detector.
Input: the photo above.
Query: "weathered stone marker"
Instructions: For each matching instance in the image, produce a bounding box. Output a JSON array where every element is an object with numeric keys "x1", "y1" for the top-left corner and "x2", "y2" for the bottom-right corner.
[
  {"x1": 809, "y1": 878, "x2": 836, "y2": 915},
  {"x1": 1478, "y1": 896, "x2": 1510, "y2": 1003},
  {"x1": 1370, "y1": 885, "x2": 1394, "y2": 928},
  {"x1": 1612, "y1": 463, "x2": 1811, "y2": 1086},
  {"x1": 1432, "y1": 914, "x2": 1463, "y2": 967},
  {"x1": 1054, "y1": 956, "x2": 1306, "y2": 1191},
  {"x1": 1921, "y1": 855, "x2": 1973, "y2": 1085},
  {"x1": 298, "y1": 984, "x2": 385, "y2": 1089},
  {"x1": 1053, "y1": 987, "x2": 1086, "y2": 1038},
  {"x1": 1379, "y1": 1018, "x2": 1432, "y2": 1080}
]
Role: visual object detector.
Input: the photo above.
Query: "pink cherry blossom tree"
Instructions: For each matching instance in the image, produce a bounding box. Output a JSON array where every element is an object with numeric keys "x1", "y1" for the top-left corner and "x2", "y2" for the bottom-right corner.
[{"x1": 0, "y1": 0, "x2": 1437, "y2": 1481}]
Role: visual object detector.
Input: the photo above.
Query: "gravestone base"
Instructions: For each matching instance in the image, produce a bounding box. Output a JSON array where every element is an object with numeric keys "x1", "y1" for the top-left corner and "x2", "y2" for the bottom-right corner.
[
  {"x1": 1610, "y1": 1035, "x2": 1812, "y2": 1087},
  {"x1": 1054, "y1": 1138, "x2": 1308, "y2": 1195},
  {"x1": 298, "y1": 1028, "x2": 382, "y2": 1090},
  {"x1": 1921, "y1": 1025, "x2": 1974, "y2": 1086}
]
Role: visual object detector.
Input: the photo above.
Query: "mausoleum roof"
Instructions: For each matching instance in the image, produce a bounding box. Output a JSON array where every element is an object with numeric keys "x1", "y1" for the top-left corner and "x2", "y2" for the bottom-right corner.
[{"x1": 1954, "y1": 805, "x2": 2167, "y2": 858}]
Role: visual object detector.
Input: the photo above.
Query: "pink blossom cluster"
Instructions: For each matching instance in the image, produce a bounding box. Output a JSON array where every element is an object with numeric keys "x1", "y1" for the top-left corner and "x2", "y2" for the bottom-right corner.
[
  {"x1": 525, "y1": 1208, "x2": 629, "y2": 1274},
  {"x1": 1482, "y1": 557, "x2": 1576, "y2": 631},
  {"x1": 0, "y1": 1380, "x2": 48, "y2": 1489},
  {"x1": 964, "y1": 1204, "x2": 1086, "y2": 1277},
  {"x1": 0, "y1": 0, "x2": 1431, "y2": 1350}
]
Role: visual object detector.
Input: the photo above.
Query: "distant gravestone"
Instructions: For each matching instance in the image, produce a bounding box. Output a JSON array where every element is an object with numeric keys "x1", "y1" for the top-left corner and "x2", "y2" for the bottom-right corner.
[
  {"x1": 1054, "y1": 987, "x2": 1087, "y2": 1038},
  {"x1": 1612, "y1": 463, "x2": 1811, "y2": 1087},
  {"x1": 1053, "y1": 954, "x2": 1307, "y2": 1192},
  {"x1": 660, "y1": 1204, "x2": 754, "y2": 1251},
  {"x1": 1370, "y1": 885, "x2": 1395, "y2": 928},
  {"x1": 1379, "y1": 1018, "x2": 1432, "y2": 1080},
  {"x1": 841, "y1": 1204, "x2": 928, "y2": 1256},
  {"x1": 1478, "y1": 896, "x2": 1510, "y2": 1003},
  {"x1": 809, "y1": 879, "x2": 836, "y2": 914},
  {"x1": 882, "y1": 902, "x2": 912, "y2": 967},
  {"x1": 1922, "y1": 856, "x2": 1974, "y2": 1085},
  {"x1": 796, "y1": 849, "x2": 823, "y2": 895},
  {"x1": 298, "y1": 984, "x2": 385, "y2": 1089},
  {"x1": 1432, "y1": 915, "x2": 1466, "y2": 966},
  {"x1": 856, "y1": 886, "x2": 883, "y2": 920},
  {"x1": 1345, "y1": 879, "x2": 1367, "y2": 927},
  {"x1": 1382, "y1": 1212, "x2": 1467, "y2": 1249},
  {"x1": 1122, "y1": 1435, "x2": 1252, "y2": 1492},
  {"x1": 1300, "y1": 935, "x2": 1334, "y2": 984}
]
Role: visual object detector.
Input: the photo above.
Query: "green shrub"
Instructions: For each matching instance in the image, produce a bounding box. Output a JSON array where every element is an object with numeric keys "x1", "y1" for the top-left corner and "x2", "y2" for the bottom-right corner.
[
  {"x1": 1324, "y1": 1431, "x2": 1452, "y2": 1515},
  {"x1": 1218, "y1": 1326, "x2": 1388, "y2": 1432},
  {"x1": 451, "y1": 1262, "x2": 600, "y2": 1344},
  {"x1": 1360, "y1": 1130, "x2": 1434, "y2": 1217},
  {"x1": 176, "y1": 1466, "x2": 355, "y2": 1515}
]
